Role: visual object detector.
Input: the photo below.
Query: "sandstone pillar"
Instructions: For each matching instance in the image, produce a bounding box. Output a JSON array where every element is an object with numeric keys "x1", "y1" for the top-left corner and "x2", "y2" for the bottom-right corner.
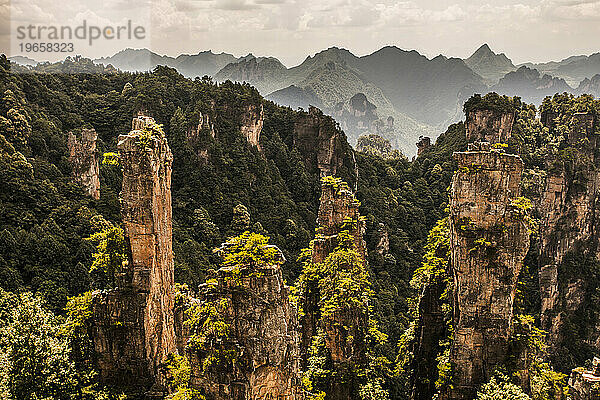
[
  {"x1": 90, "y1": 114, "x2": 175, "y2": 393},
  {"x1": 67, "y1": 128, "x2": 100, "y2": 199},
  {"x1": 448, "y1": 142, "x2": 530, "y2": 399}
]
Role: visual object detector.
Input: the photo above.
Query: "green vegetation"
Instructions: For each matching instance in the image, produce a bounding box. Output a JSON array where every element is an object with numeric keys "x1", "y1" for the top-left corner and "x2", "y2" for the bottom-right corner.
[
  {"x1": 476, "y1": 373, "x2": 531, "y2": 400},
  {"x1": 464, "y1": 93, "x2": 522, "y2": 117},
  {"x1": 296, "y1": 182, "x2": 391, "y2": 400}
]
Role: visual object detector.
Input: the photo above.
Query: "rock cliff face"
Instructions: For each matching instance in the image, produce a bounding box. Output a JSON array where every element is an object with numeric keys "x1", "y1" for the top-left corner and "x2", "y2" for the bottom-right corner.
[
  {"x1": 311, "y1": 180, "x2": 366, "y2": 264},
  {"x1": 67, "y1": 128, "x2": 100, "y2": 199},
  {"x1": 293, "y1": 106, "x2": 357, "y2": 189},
  {"x1": 465, "y1": 109, "x2": 515, "y2": 143},
  {"x1": 447, "y1": 142, "x2": 530, "y2": 399},
  {"x1": 569, "y1": 358, "x2": 600, "y2": 400},
  {"x1": 416, "y1": 136, "x2": 431, "y2": 156},
  {"x1": 188, "y1": 246, "x2": 302, "y2": 400},
  {"x1": 300, "y1": 179, "x2": 369, "y2": 400},
  {"x1": 537, "y1": 111, "x2": 600, "y2": 350},
  {"x1": 90, "y1": 114, "x2": 175, "y2": 393},
  {"x1": 240, "y1": 104, "x2": 264, "y2": 149}
]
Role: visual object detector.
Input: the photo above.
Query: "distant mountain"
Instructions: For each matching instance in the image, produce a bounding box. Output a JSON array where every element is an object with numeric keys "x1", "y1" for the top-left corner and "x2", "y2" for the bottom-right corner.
[
  {"x1": 346, "y1": 46, "x2": 486, "y2": 128},
  {"x1": 215, "y1": 55, "x2": 288, "y2": 94},
  {"x1": 577, "y1": 74, "x2": 600, "y2": 98},
  {"x1": 9, "y1": 55, "x2": 41, "y2": 66},
  {"x1": 95, "y1": 48, "x2": 240, "y2": 78},
  {"x1": 266, "y1": 85, "x2": 323, "y2": 110},
  {"x1": 74, "y1": 45, "x2": 600, "y2": 154},
  {"x1": 490, "y1": 66, "x2": 573, "y2": 105},
  {"x1": 465, "y1": 44, "x2": 516, "y2": 85},
  {"x1": 522, "y1": 53, "x2": 600, "y2": 87}
]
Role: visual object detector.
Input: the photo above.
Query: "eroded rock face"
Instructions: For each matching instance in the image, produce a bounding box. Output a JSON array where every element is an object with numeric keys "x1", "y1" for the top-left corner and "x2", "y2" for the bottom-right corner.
[
  {"x1": 417, "y1": 136, "x2": 431, "y2": 156},
  {"x1": 90, "y1": 114, "x2": 175, "y2": 393},
  {"x1": 240, "y1": 104, "x2": 264, "y2": 149},
  {"x1": 569, "y1": 358, "x2": 600, "y2": 400},
  {"x1": 188, "y1": 248, "x2": 302, "y2": 400},
  {"x1": 447, "y1": 142, "x2": 530, "y2": 400},
  {"x1": 293, "y1": 106, "x2": 357, "y2": 188},
  {"x1": 537, "y1": 111, "x2": 600, "y2": 349},
  {"x1": 465, "y1": 109, "x2": 515, "y2": 143},
  {"x1": 67, "y1": 128, "x2": 100, "y2": 199},
  {"x1": 311, "y1": 181, "x2": 366, "y2": 265}
]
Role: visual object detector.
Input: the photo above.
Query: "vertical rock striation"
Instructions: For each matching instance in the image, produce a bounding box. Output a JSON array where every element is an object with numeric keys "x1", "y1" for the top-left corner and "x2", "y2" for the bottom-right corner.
[
  {"x1": 67, "y1": 128, "x2": 100, "y2": 199},
  {"x1": 465, "y1": 109, "x2": 515, "y2": 143},
  {"x1": 90, "y1": 114, "x2": 175, "y2": 394},
  {"x1": 447, "y1": 142, "x2": 530, "y2": 399},
  {"x1": 293, "y1": 106, "x2": 358, "y2": 189},
  {"x1": 537, "y1": 111, "x2": 600, "y2": 350},
  {"x1": 240, "y1": 103, "x2": 264, "y2": 149},
  {"x1": 311, "y1": 179, "x2": 366, "y2": 265},
  {"x1": 188, "y1": 245, "x2": 302, "y2": 400}
]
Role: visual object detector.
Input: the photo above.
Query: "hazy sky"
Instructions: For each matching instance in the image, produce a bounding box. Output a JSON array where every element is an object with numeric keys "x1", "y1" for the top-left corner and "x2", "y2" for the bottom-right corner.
[{"x1": 3, "y1": 0, "x2": 600, "y2": 65}]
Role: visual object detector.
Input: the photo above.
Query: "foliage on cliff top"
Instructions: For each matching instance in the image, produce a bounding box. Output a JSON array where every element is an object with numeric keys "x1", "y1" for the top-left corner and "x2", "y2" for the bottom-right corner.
[
  {"x1": 219, "y1": 231, "x2": 282, "y2": 269},
  {"x1": 464, "y1": 93, "x2": 523, "y2": 117}
]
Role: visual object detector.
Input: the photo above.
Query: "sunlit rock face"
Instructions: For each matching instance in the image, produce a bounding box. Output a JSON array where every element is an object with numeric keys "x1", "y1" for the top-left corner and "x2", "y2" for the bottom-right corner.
[
  {"x1": 67, "y1": 128, "x2": 100, "y2": 199},
  {"x1": 447, "y1": 142, "x2": 530, "y2": 400},
  {"x1": 465, "y1": 109, "x2": 515, "y2": 143},
  {"x1": 90, "y1": 114, "x2": 175, "y2": 394}
]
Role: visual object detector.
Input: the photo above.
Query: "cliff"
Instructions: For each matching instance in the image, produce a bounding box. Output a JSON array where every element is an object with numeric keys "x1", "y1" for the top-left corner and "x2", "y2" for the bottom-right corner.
[
  {"x1": 293, "y1": 106, "x2": 358, "y2": 189},
  {"x1": 89, "y1": 114, "x2": 175, "y2": 394},
  {"x1": 569, "y1": 358, "x2": 600, "y2": 400},
  {"x1": 185, "y1": 238, "x2": 302, "y2": 400},
  {"x1": 67, "y1": 128, "x2": 100, "y2": 199},
  {"x1": 537, "y1": 111, "x2": 600, "y2": 352},
  {"x1": 239, "y1": 103, "x2": 264, "y2": 149},
  {"x1": 447, "y1": 142, "x2": 530, "y2": 399},
  {"x1": 465, "y1": 109, "x2": 515, "y2": 143},
  {"x1": 311, "y1": 178, "x2": 366, "y2": 264},
  {"x1": 299, "y1": 177, "x2": 377, "y2": 400}
]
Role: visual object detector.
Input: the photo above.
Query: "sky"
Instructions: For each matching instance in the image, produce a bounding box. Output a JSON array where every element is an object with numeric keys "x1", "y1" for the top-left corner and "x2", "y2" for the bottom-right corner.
[{"x1": 2, "y1": 0, "x2": 600, "y2": 65}]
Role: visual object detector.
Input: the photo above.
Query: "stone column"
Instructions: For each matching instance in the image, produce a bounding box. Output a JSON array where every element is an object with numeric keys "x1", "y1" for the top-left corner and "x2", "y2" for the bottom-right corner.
[
  {"x1": 67, "y1": 128, "x2": 100, "y2": 199},
  {"x1": 447, "y1": 142, "x2": 530, "y2": 399},
  {"x1": 90, "y1": 114, "x2": 175, "y2": 394}
]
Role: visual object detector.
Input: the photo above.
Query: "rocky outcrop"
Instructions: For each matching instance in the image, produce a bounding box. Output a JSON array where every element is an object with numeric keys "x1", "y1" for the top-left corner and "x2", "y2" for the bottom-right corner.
[
  {"x1": 188, "y1": 245, "x2": 302, "y2": 400},
  {"x1": 300, "y1": 178, "x2": 370, "y2": 400},
  {"x1": 90, "y1": 114, "x2": 175, "y2": 394},
  {"x1": 465, "y1": 109, "x2": 515, "y2": 143},
  {"x1": 311, "y1": 179, "x2": 366, "y2": 265},
  {"x1": 332, "y1": 93, "x2": 395, "y2": 146},
  {"x1": 293, "y1": 106, "x2": 357, "y2": 188},
  {"x1": 569, "y1": 358, "x2": 600, "y2": 400},
  {"x1": 447, "y1": 142, "x2": 530, "y2": 400},
  {"x1": 417, "y1": 136, "x2": 431, "y2": 156},
  {"x1": 67, "y1": 128, "x2": 100, "y2": 199},
  {"x1": 537, "y1": 111, "x2": 600, "y2": 350},
  {"x1": 240, "y1": 104, "x2": 264, "y2": 148}
]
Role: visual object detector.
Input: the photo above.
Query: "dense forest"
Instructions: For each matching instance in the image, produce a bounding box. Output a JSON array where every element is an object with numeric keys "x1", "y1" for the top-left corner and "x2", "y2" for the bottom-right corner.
[{"x1": 1, "y1": 54, "x2": 600, "y2": 400}]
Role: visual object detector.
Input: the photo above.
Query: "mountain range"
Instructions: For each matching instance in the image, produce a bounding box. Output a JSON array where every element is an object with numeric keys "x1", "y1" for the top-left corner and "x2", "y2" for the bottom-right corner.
[{"x1": 11, "y1": 44, "x2": 600, "y2": 155}]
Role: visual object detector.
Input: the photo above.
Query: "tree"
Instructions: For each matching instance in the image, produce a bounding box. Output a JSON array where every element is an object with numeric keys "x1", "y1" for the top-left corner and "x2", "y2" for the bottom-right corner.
[
  {"x1": 476, "y1": 374, "x2": 531, "y2": 400},
  {"x1": 0, "y1": 289, "x2": 77, "y2": 400}
]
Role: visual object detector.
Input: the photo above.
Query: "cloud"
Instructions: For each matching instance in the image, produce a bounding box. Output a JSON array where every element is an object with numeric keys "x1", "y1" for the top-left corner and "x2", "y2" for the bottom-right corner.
[
  {"x1": 213, "y1": 0, "x2": 259, "y2": 10},
  {"x1": 542, "y1": 0, "x2": 600, "y2": 19}
]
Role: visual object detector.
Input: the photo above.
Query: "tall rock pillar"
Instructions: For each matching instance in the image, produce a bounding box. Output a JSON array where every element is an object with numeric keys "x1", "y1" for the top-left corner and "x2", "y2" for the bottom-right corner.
[
  {"x1": 90, "y1": 114, "x2": 175, "y2": 393},
  {"x1": 448, "y1": 142, "x2": 530, "y2": 399},
  {"x1": 67, "y1": 128, "x2": 100, "y2": 199}
]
